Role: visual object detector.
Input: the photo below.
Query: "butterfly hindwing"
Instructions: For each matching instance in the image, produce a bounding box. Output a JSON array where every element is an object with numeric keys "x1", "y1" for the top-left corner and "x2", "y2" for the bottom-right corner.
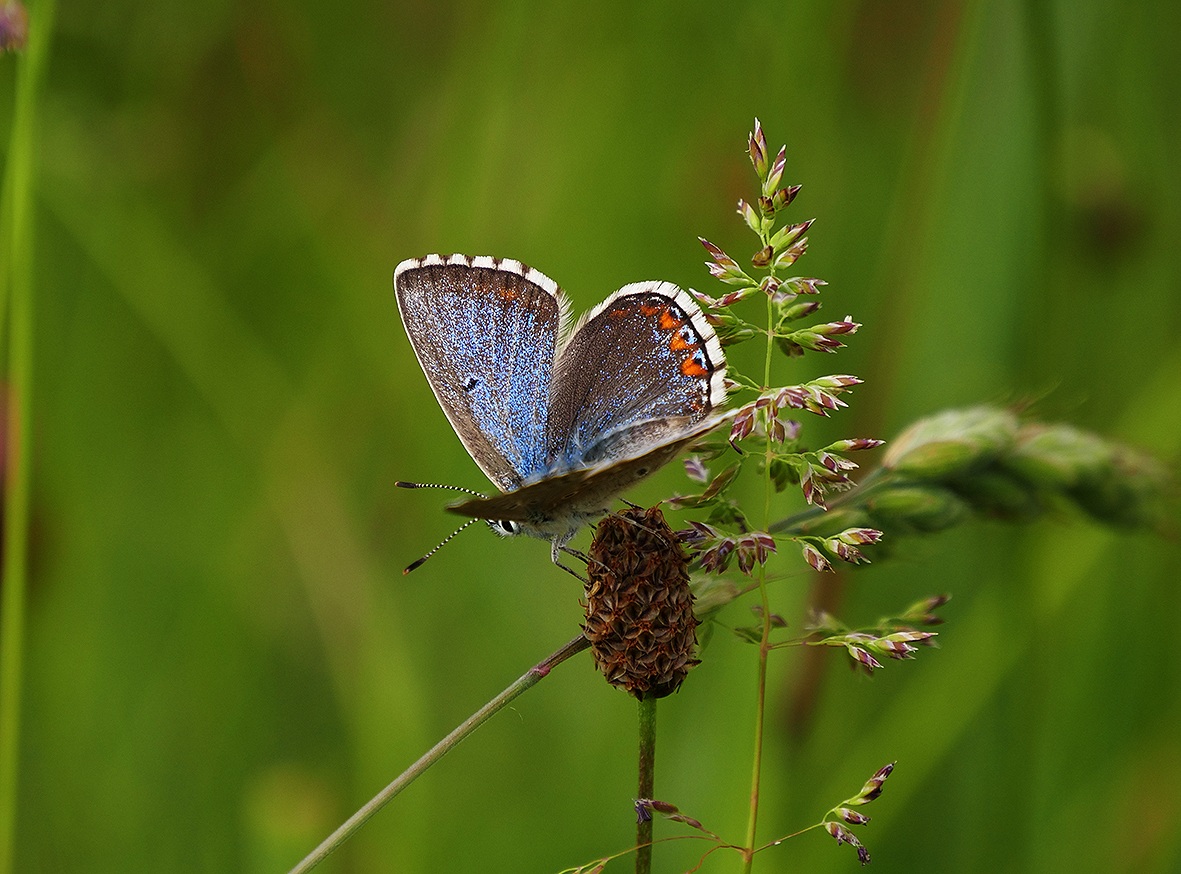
[
  {"x1": 446, "y1": 413, "x2": 732, "y2": 526},
  {"x1": 546, "y1": 282, "x2": 726, "y2": 468}
]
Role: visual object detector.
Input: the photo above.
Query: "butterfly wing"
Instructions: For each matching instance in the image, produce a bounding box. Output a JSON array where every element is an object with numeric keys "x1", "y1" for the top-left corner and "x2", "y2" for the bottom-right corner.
[
  {"x1": 395, "y1": 255, "x2": 569, "y2": 492},
  {"x1": 446, "y1": 412, "x2": 733, "y2": 531},
  {"x1": 546, "y1": 281, "x2": 727, "y2": 468}
]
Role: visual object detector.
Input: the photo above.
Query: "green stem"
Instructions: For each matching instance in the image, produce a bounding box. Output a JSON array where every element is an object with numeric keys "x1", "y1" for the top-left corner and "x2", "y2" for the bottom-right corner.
[
  {"x1": 286, "y1": 634, "x2": 590, "y2": 874},
  {"x1": 741, "y1": 587, "x2": 772, "y2": 874},
  {"x1": 0, "y1": 4, "x2": 56, "y2": 873},
  {"x1": 635, "y1": 696, "x2": 657, "y2": 874},
  {"x1": 741, "y1": 242, "x2": 779, "y2": 874}
]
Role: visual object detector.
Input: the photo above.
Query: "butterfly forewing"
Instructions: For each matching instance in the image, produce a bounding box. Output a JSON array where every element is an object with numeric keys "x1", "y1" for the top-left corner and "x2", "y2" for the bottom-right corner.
[{"x1": 395, "y1": 256, "x2": 564, "y2": 492}]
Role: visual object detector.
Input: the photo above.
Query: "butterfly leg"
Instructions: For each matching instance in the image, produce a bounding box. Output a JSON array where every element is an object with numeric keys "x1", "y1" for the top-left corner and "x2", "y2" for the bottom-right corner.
[
  {"x1": 553, "y1": 559, "x2": 588, "y2": 583},
  {"x1": 564, "y1": 543, "x2": 618, "y2": 580},
  {"x1": 562, "y1": 547, "x2": 590, "y2": 564},
  {"x1": 545, "y1": 542, "x2": 587, "y2": 583}
]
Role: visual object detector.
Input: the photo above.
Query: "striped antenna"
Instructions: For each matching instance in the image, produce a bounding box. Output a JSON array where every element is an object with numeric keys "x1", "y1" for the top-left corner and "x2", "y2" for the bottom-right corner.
[
  {"x1": 396, "y1": 480, "x2": 490, "y2": 573},
  {"x1": 403, "y1": 517, "x2": 482, "y2": 574},
  {"x1": 395, "y1": 480, "x2": 487, "y2": 498}
]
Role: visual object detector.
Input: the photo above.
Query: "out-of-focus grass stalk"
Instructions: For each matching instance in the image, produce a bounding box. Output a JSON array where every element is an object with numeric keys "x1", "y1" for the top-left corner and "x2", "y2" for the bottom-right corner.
[{"x1": 0, "y1": 2, "x2": 56, "y2": 871}]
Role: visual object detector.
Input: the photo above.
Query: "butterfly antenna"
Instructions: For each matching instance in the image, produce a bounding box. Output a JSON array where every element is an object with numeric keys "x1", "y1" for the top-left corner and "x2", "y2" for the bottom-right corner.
[
  {"x1": 395, "y1": 480, "x2": 488, "y2": 499},
  {"x1": 403, "y1": 517, "x2": 481, "y2": 574},
  {"x1": 397, "y1": 481, "x2": 490, "y2": 573}
]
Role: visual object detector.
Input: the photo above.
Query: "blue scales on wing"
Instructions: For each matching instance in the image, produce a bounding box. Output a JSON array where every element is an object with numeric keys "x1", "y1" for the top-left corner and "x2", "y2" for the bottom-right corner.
[{"x1": 394, "y1": 256, "x2": 563, "y2": 492}]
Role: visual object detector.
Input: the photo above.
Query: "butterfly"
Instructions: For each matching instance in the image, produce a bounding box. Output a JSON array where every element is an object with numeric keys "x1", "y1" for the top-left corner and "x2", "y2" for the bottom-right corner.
[{"x1": 394, "y1": 254, "x2": 730, "y2": 569}]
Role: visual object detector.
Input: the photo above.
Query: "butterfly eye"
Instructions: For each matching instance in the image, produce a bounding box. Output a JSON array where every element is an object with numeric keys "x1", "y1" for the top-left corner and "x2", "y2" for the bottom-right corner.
[{"x1": 489, "y1": 519, "x2": 521, "y2": 537}]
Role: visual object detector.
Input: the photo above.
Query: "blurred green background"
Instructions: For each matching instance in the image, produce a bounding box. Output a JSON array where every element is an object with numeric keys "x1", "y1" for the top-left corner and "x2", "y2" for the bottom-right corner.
[{"x1": 4, "y1": 0, "x2": 1180, "y2": 871}]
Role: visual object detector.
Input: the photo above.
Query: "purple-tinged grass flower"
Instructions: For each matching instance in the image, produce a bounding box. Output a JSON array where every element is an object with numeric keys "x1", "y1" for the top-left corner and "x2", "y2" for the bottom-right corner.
[
  {"x1": 749, "y1": 118, "x2": 769, "y2": 178},
  {"x1": 899, "y1": 594, "x2": 951, "y2": 625},
  {"x1": 734, "y1": 532, "x2": 776, "y2": 574},
  {"x1": 801, "y1": 543, "x2": 833, "y2": 573},
  {"x1": 763, "y1": 146, "x2": 787, "y2": 198},
  {"x1": 825, "y1": 437, "x2": 884, "y2": 453},
  {"x1": 824, "y1": 821, "x2": 871, "y2": 865},
  {"x1": 769, "y1": 218, "x2": 814, "y2": 252},
  {"x1": 635, "y1": 799, "x2": 710, "y2": 834},
  {"x1": 846, "y1": 643, "x2": 883, "y2": 673},
  {"x1": 824, "y1": 538, "x2": 868, "y2": 565},
  {"x1": 699, "y1": 237, "x2": 751, "y2": 286},
  {"x1": 772, "y1": 184, "x2": 801, "y2": 212},
  {"x1": 683, "y1": 455, "x2": 709, "y2": 483},
  {"x1": 737, "y1": 198, "x2": 761, "y2": 233},
  {"x1": 779, "y1": 299, "x2": 821, "y2": 321},
  {"x1": 848, "y1": 762, "x2": 895, "y2": 805},
  {"x1": 836, "y1": 807, "x2": 871, "y2": 825}
]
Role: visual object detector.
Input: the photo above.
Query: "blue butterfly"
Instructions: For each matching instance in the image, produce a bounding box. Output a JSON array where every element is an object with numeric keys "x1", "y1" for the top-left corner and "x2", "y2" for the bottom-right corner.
[{"x1": 394, "y1": 255, "x2": 730, "y2": 567}]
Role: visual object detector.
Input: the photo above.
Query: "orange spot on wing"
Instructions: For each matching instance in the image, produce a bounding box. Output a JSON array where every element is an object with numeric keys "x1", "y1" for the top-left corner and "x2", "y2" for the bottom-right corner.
[
  {"x1": 681, "y1": 358, "x2": 709, "y2": 378},
  {"x1": 670, "y1": 333, "x2": 694, "y2": 351},
  {"x1": 659, "y1": 310, "x2": 683, "y2": 330}
]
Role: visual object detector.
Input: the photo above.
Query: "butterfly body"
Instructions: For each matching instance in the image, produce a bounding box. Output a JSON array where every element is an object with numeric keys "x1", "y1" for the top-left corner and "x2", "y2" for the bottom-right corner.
[{"x1": 394, "y1": 254, "x2": 728, "y2": 564}]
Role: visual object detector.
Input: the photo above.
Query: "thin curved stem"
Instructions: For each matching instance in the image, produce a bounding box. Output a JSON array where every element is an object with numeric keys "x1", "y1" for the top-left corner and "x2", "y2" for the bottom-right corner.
[{"x1": 286, "y1": 633, "x2": 591, "y2": 874}]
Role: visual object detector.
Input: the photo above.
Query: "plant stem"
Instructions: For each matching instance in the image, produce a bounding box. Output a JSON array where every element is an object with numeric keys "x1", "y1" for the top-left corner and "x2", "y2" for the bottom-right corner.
[
  {"x1": 0, "y1": 4, "x2": 56, "y2": 873},
  {"x1": 635, "y1": 696, "x2": 657, "y2": 874},
  {"x1": 741, "y1": 586, "x2": 772, "y2": 874},
  {"x1": 740, "y1": 244, "x2": 779, "y2": 874},
  {"x1": 286, "y1": 633, "x2": 590, "y2": 874}
]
